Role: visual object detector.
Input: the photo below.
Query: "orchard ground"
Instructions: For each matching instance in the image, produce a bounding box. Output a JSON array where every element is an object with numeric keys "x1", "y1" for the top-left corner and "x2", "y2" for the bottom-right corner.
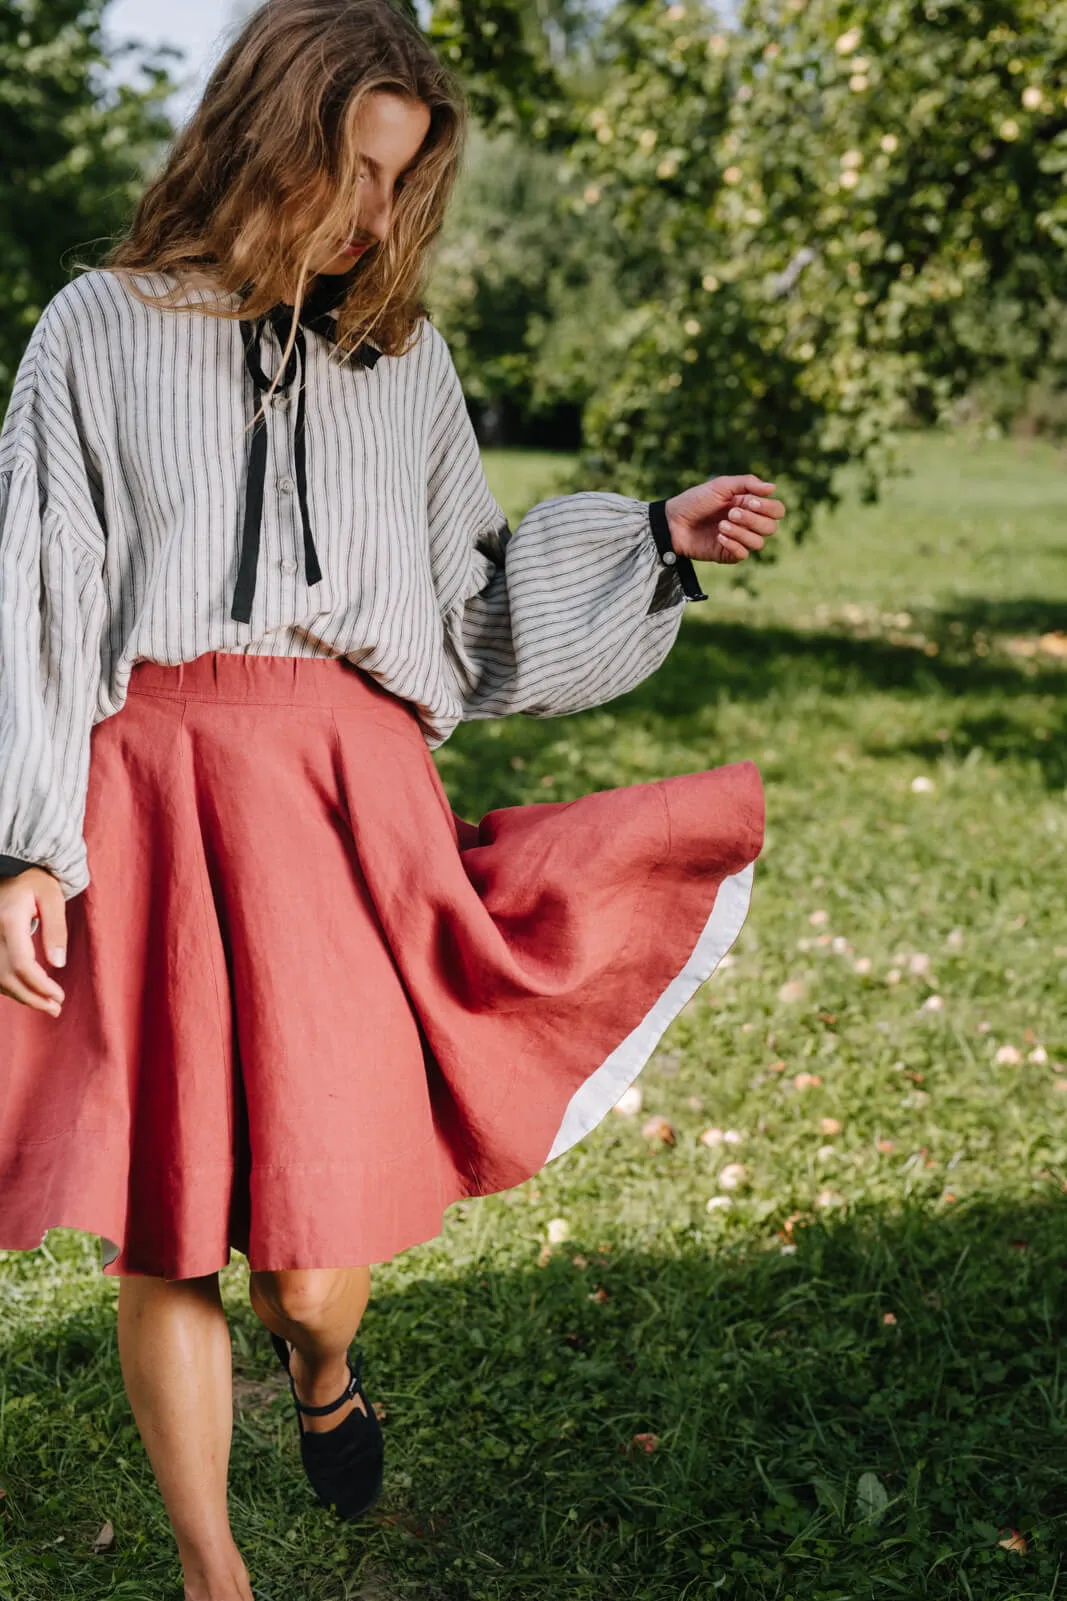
[{"x1": 1, "y1": 432, "x2": 1065, "y2": 1600}]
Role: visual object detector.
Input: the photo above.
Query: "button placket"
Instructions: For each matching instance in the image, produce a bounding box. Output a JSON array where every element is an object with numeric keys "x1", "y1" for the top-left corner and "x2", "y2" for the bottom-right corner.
[
  {"x1": 237, "y1": 307, "x2": 337, "y2": 622},
  {"x1": 266, "y1": 334, "x2": 302, "y2": 579},
  {"x1": 276, "y1": 448, "x2": 301, "y2": 573}
]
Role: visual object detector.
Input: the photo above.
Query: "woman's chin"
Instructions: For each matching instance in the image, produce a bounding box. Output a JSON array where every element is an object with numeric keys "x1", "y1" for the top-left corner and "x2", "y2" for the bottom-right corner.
[{"x1": 314, "y1": 253, "x2": 361, "y2": 276}]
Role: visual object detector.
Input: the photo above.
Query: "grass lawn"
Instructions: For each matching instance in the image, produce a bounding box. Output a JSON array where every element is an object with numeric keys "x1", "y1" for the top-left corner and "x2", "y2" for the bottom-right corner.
[{"x1": 2, "y1": 432, "x2": 1066, "y2": 1599}]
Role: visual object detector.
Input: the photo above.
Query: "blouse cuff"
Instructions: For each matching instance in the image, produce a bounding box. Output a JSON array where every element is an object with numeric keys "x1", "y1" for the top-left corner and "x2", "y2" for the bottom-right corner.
[{"x1": 647, "y1": 500, "x2": 708, "y2": 602}]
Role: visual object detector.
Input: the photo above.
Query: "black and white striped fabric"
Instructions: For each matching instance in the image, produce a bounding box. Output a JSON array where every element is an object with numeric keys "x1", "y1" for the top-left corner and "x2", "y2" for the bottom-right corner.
[{"x1": 0, "y1": 270, "x2": 693, "y2": 900}]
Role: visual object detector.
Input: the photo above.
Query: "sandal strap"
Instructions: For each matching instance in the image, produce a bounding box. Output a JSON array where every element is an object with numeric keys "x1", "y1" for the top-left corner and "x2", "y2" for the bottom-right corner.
[{"x1": 288, "y1": 1352, "x2": 365, "y2": 1418}]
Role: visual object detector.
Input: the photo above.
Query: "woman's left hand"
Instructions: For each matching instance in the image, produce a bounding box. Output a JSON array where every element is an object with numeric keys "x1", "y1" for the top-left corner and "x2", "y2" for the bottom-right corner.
[{"x1": 665, "y1": 474, "x2": 786, "y2": 564}]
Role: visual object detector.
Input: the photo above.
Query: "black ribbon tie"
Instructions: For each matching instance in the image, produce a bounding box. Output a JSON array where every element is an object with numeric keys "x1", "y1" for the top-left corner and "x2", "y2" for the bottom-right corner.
[{"x1": 233, "y1": 269, "x2": 381, "y2": 626}]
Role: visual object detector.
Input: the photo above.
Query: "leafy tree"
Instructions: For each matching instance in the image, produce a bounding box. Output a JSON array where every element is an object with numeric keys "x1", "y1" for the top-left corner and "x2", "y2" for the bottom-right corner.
[
  {"x1": 425, "y1": 0, "x2": 593, "y2": 136},
  {"x1": 0, "y1": 0, "x2": 177, "y2": 407},
  {"x1": 0, "y1": 0, "x2": 589, "y2": 419},
  {"x1": 563, "y1": 0, "x2": 1067, "y2": 532},
  {"x1": 731, "y1": 0, "x2": 1067, "y2": 425},
  {"x1": 428, "y1": 125, "x2": 616, "y2": 445},
  {"x1": 426, "y1": 0, "x2": 620, "y2": 445}
]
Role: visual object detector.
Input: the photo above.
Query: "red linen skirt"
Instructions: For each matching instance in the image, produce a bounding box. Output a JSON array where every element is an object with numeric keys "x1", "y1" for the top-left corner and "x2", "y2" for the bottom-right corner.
[{"x1": 0, "y1": 653, "x2": 763, "y2": 1279}]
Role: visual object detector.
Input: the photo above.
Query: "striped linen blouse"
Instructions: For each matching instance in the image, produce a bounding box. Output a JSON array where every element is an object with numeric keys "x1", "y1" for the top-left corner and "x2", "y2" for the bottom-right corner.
[{"x1": 0, "y1": 269, "x2": 703, "y2": 901}]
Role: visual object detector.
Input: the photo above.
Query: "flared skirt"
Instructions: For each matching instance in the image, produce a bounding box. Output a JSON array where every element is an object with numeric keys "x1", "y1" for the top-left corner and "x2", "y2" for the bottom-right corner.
[{"x1": 0, "y1": 652, "x2": 763, "y2": 1277}]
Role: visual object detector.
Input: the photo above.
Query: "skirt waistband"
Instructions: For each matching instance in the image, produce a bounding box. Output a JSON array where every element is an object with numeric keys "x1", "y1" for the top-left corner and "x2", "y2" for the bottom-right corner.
[{"x1": 125, "y1": 652, "x2": 405, "y2": 713}]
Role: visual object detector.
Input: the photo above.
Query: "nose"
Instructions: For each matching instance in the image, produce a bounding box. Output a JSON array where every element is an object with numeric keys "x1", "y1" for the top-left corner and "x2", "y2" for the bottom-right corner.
[{"x1": 359, "y1": 181, "x2": 393, "y2": 244}]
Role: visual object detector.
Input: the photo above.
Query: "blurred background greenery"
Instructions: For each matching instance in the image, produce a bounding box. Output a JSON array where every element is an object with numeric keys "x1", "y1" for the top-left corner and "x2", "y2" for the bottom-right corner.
[
  {"x1": 3, "y1": 5, "x2": 1067, "y2": 1598},
  {"x1": 5, "y1": 0, "x2": 1067, "y2": 530}
]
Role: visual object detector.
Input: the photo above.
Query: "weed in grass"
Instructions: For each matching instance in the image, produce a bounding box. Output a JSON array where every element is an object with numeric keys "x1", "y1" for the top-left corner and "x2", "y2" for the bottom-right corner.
[{"x1": 1, "y1": 432, "x2": 1065, "y2": 1599}]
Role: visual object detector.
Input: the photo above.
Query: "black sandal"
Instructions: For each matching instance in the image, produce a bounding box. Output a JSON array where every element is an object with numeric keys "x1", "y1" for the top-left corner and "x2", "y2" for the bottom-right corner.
[{"x1": 270, "y1": 1332, "x2": 385, "y2": 1520}]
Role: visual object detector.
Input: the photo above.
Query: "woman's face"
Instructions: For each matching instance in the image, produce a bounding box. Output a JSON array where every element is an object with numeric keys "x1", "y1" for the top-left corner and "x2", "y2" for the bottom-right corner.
[{"x1": 312, "y1": 91, "x2": 432, "y2": 276}]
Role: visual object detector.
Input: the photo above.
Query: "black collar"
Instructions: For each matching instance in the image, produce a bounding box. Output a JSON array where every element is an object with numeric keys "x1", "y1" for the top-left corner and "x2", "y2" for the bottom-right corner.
[
  {"x1": 292, "y1": 264, "x2": 370, "y2": 339},
  {"x1": 232, "y1": 270, "x2": 381, "y2": 626}
]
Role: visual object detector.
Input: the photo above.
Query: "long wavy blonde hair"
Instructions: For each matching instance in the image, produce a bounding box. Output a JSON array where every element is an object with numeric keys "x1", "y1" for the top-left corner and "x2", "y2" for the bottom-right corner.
[{"x1": 107, "y1": 0, "x2": 465, "y2": 360}]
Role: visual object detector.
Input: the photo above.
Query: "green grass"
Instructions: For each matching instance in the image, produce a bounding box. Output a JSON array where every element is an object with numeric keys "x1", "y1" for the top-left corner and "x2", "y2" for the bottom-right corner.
[{"x1": 2, "y1": 432, "x2": 1066, "y2": 1600}]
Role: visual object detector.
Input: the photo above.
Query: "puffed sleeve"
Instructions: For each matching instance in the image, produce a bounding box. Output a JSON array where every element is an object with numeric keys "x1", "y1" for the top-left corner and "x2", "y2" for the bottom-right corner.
[
  {"x1": 0, "y1": 306, "x2": 107, "y2": 899},
  {"x1": 425, "y1": 330, "x2": 706, "y2": 721}
]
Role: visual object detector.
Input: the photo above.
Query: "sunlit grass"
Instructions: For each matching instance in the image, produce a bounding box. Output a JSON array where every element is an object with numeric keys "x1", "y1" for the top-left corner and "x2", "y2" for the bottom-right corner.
[{"x1": 1, "y1": 432, "x2": 1065, "y2": 1599}]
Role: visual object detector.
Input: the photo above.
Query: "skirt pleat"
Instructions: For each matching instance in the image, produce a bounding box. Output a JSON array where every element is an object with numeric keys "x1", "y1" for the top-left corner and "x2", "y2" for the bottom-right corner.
[{"x1": 0, "y1": 653, "x2": 763, "y2": 1278}]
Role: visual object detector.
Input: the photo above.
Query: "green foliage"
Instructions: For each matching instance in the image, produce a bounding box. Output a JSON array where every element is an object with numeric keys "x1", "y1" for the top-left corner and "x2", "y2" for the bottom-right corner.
[
  {"x1": 2, "y1": 433, "x2": 1067, "y2": 1597},
  {"x1": 0, "y1": 0, "x2": 592, "y2": 426},
  {"x1": 8, "y1": 0, "x2": 1067, "y2": 515},
  {"x1": 0, "y1": 0, "x2": 177, "y2": 407},
  {"x1": 559, "y1": 0, "x2": 1067, "y2": 531},
  {"x1": 730, "y1": 0, "x2": 1067, "y2": 419},
  {"x1": 559, "y1": 1, "x2": 843, "y2": 525},
  {"x1": 430, "y1": 129, "x2": 565, "y2": 409},
  {"x1": 429, "y1": 126, "x2": 617, "y2": 439},
  {"x1": 426, "y1": 0, "x2": 587, "y2": 139}
]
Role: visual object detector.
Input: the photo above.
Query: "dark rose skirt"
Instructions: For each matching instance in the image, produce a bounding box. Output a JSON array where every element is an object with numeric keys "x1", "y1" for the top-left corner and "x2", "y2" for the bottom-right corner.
[{"x1": 0, "y1": 652, "x2": 763, "y2": 1278}]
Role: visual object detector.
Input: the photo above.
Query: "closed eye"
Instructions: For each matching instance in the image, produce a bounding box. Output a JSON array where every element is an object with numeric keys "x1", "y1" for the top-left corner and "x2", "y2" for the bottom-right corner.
[{"x1": 356, "y1": 153, "x2": 413, "y2": 193}]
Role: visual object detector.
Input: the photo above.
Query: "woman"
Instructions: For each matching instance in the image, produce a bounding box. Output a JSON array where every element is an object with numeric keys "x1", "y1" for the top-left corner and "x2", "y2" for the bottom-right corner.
[{"x1": 0, "y1": 2, "x2": 781, "y2": 1596}]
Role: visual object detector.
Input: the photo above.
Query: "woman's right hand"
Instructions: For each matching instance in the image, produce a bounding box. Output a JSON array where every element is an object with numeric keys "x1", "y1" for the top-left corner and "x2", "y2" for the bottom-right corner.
[{"x1": 0, "y1": 869, "x2": 68, "y2": 1016}]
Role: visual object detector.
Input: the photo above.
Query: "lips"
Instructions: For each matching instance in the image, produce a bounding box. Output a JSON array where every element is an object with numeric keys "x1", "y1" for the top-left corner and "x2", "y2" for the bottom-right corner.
[{"x1": 342, "y1": 241, "x2": 371, "y2": 258}]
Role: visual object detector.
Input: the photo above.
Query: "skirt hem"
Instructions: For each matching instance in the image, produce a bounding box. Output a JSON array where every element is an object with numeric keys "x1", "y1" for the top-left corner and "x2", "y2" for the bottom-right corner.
[
  {"x1": 545, "y1": 860, "x2": 755, "y2": 1161},
  {"x1": 10, "y1": 861, "x2": 755, "y2": 1280}
]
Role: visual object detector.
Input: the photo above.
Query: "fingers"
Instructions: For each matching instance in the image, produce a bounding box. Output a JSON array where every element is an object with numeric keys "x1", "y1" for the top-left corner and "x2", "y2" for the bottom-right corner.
[
  {"x1": 717, "y1": 513, "x2": 765, "y2": 552},
  {"x1": 732, "y1": 494, "x2": 786, "y2": 520},
  {"x1": 724, "y1": 507, "x2": 777, "y2": 542},
  {"x1": 0, "y1": 937, "x2": 66, "y2": 1012},
  {"x1": 717, "y1": 474, "x2": 777, "y2": 499},
  {"x1": 712, "y1": 531, "x2": 750, "y2": 563},
  {"x1": 669, "y1": 474, "x2": 786, "y2": 563},
  {"x1": 0, "y1": 886, "x2": 67, "y2": 1015},
  {"x1": 720, "y1": 491, "x2": 786, "y2": 551},
  {"x1": 0, "y1": 968, "x2": 63, "y2": 1015},
  {"x1": 37, "y1": 881, "x2": 68, "y2": 970}
]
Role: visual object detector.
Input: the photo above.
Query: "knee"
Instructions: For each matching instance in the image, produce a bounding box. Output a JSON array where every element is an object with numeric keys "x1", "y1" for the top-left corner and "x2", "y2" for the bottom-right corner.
[{"x1": 250, "y1": 1268, "x2": 346, "y2": 1331}]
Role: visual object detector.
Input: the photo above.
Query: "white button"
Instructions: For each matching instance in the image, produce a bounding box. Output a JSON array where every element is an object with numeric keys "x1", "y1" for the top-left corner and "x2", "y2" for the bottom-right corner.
[
  {"x1": 661, "y1": 549, "x2": 677, "y2": 566},
  {"x1": 280, "y1": 559, "x2": 297, "y2": 576},
  {"x1": 272, "y1": 393, "x2": 290, "y2": 410},
  {"x1": 278, "y1": 476, "x2": 296, "y2": 493}
]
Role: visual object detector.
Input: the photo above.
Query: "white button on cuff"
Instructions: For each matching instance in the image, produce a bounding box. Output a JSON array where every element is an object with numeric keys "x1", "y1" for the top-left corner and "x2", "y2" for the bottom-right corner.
[
  {"x1": 280, "y1": 559, "x2": 297, "y2": 576},
  {"x1": 278, "y1": 476, "x2": 296, "y2": 493}
]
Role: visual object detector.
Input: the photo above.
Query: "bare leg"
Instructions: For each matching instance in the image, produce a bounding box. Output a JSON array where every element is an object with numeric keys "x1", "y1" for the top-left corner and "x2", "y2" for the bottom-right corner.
[
  {"x1": 249, "y1": 1268, "x2": 371, "y2": 1430},
  {"x1": 117, "y1": 1274, "x2": 252, "y2": 1601}
]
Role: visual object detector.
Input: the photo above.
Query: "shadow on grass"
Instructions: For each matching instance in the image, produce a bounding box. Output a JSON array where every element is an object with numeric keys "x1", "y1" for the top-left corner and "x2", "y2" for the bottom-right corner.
[
  {"x1": 2, "y1": 1198, "x2": 1067, "y2": 1600},
  {"x1": 437, "y1": 606, "x2": 1067, "y2": 816},
  {"x1": 629, "y1": 606, "x2": 1067, "y2": 718},
  {"x1": 930, "y1": 598, "x2": 1067, "y2": 639},
  {"x1": 882, "y1": 708, "x2": 1067, "y2": 791}
]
